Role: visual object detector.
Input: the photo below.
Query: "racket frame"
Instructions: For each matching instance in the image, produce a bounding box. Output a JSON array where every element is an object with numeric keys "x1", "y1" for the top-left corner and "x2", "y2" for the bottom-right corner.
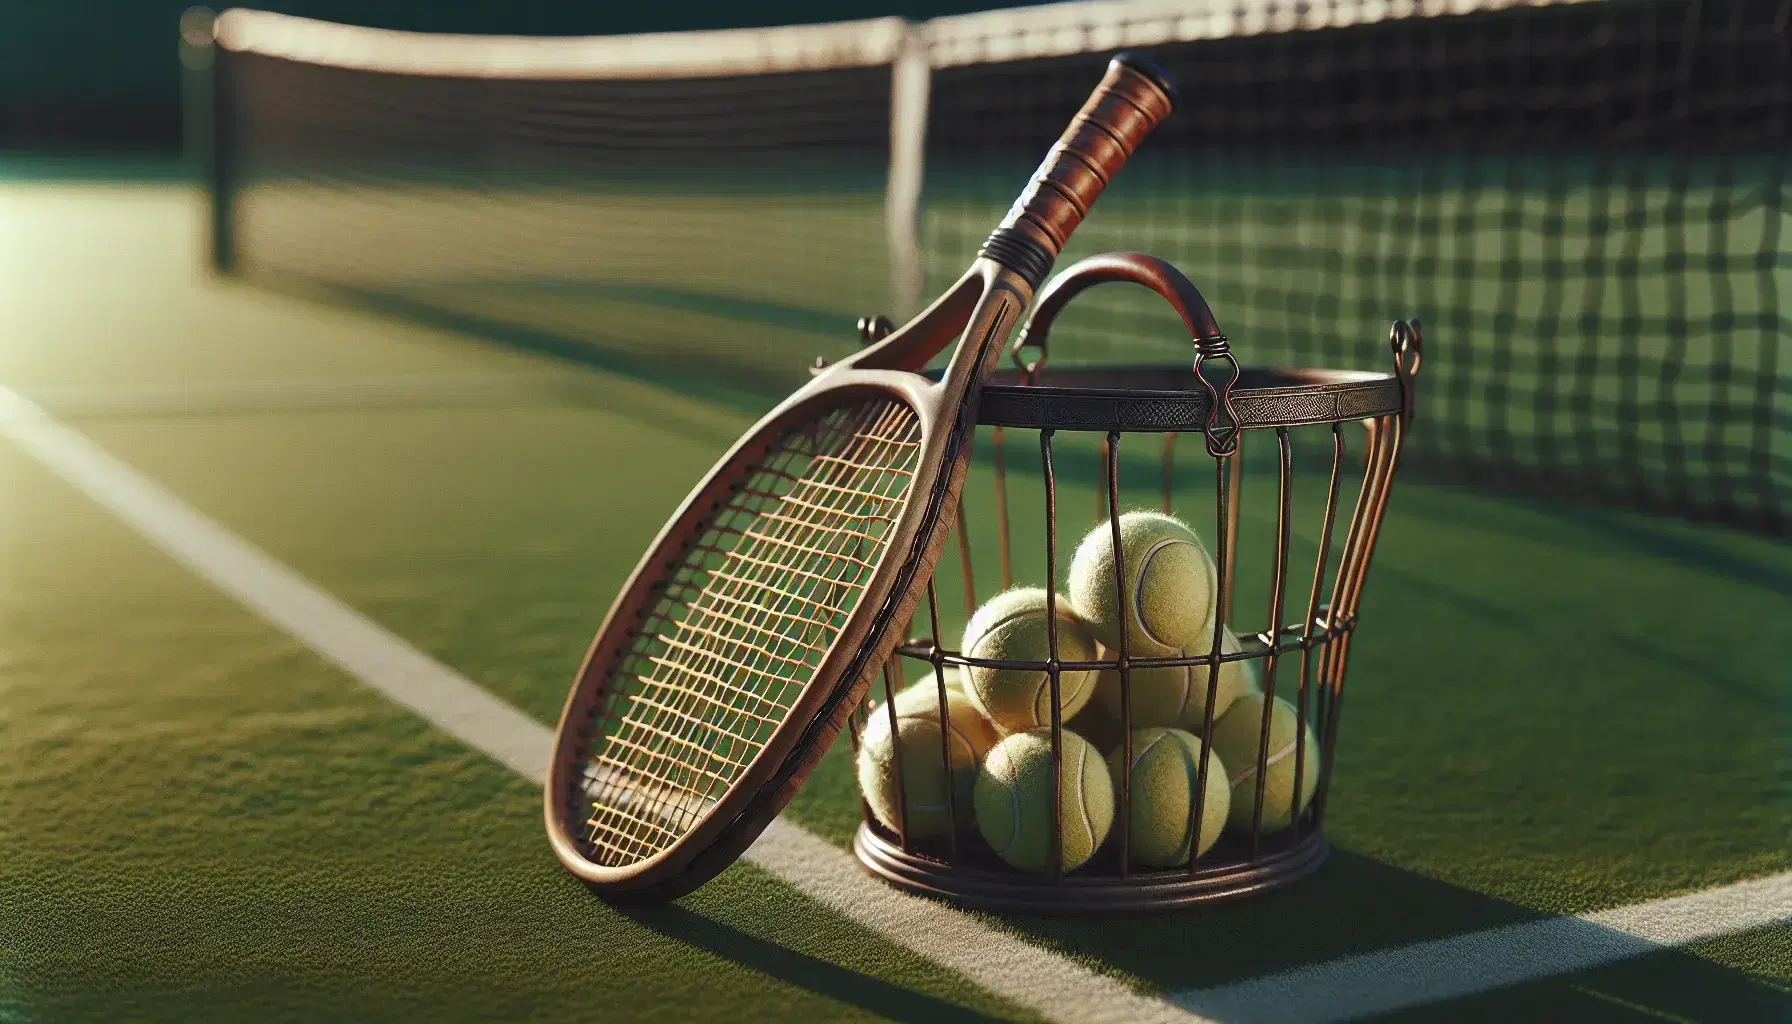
[
  {"x1": 546, "y1": 267, "x2": 1019, "y2": 898},
  {"x1": 546, "y1": 53, "x2": 1176, "y2": 900}
]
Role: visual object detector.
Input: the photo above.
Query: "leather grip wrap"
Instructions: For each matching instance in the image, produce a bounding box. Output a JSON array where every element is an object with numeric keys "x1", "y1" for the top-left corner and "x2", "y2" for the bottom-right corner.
[{"x1": 981, "y1": 53, "x2": 1176, "y2": 284}]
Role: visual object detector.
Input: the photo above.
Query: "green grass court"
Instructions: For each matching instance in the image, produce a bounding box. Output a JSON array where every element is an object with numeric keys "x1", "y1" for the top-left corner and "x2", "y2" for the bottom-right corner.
[
  {"x1": 3, "y1": 173, "x2": 1788, "y2": 1021},
  {"x1": 228, "y1": 163, "x2": 1791, "y2": 529}
]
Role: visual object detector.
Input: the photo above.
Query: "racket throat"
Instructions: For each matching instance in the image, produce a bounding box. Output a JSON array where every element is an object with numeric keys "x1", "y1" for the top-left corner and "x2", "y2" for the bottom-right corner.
[{"x1": 979, "y1": 226, "x2": 1056, "y2": 292}]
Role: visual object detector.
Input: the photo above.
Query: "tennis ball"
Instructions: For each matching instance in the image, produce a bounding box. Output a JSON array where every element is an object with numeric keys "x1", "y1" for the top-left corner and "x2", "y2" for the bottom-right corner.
[
  {"x1": 960, "y1": 587, "x2": 1098, "y2": 734},
  {"x1": 857, "y1": 677, "x2": 999, "y2": 840},
  {"x1": 974, "y1": 728, "x2": 1114, "y2": 873},
  {"x1": 1209, "y1": 693, "x2": 1321, "y2": 833},
  {"x1": 1107, "y1": 727, "x2": 1230, "y2": 868},
  {"x1": 1092, "y1": 625, "x2": 1256, "y2": 730},
  {"x1": 1067, "y1": 511, "x2": 1217, "y2": 659}
]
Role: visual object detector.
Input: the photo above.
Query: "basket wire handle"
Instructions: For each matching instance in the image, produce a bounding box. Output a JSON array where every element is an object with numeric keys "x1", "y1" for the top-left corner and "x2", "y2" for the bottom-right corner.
[{"x1": 1011, "y1": 251, "x2": 1241, "y2": 456}]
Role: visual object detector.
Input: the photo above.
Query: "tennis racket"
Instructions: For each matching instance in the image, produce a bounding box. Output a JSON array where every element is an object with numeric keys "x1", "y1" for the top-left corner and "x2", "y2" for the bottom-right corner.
[{"x1": 546, "y1": 53, "x2": 1177, "y2": 902}]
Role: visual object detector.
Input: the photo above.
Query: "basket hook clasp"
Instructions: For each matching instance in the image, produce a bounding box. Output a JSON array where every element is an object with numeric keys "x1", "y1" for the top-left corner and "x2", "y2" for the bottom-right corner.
[
  {"x1": 1191, "y1": 333, "x2": 1241, "y2": 457},
  {"x1": 1390, "y1": 318, "x2": 1423, "y2": 432},
  {"x1": 1014, "y1": 251, "x2": 1238, "y2": 455}
]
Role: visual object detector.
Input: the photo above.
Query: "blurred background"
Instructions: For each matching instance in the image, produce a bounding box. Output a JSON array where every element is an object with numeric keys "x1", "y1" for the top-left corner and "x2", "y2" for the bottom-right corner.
[
  {"x1": 0, "y1": 0, "x2": 991, "y2": 150},
  {"x1": 5, "y1": 0, "x2": 1783, "y2": 537},
  {"x1": 2, "y1": 2, "x2": 1786, "y2": 1019}
]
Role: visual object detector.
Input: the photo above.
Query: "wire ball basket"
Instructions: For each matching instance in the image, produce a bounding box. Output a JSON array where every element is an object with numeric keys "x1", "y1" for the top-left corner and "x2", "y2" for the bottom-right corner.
[{"x1": 847, "y1": 251, "x2": 1422, "y2": 913}]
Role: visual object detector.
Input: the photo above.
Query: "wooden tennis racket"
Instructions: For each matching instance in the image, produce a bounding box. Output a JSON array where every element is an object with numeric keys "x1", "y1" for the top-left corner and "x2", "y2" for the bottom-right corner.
[{"x1": 546, "y1": 53, "x2": 1177, "y2": 902}]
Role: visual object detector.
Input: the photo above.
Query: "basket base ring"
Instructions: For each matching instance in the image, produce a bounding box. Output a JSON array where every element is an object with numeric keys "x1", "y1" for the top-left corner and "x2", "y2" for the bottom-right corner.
[{"x1": 852, "y1": 823, "x2": 1329, "y2": 914}]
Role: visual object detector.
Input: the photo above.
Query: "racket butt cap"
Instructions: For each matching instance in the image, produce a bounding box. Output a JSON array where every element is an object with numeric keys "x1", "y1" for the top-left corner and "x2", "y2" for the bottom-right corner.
[{"x1": 1111, "y1": 52, "x2": 1178, "y2": 110}]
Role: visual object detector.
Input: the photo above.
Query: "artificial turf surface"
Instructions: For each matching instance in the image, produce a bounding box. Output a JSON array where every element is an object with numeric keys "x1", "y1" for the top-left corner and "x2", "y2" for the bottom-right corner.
[
  {"x1": 226, "y1": 166, "x2": 1791, "y2": 534},
  {"x1": 3, "y1": 177, "x2": 1787, "y2": 1020}
]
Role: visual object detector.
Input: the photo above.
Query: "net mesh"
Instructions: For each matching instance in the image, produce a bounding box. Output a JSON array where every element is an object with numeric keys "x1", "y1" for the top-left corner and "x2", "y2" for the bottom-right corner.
[
  {"x1": 204, "y1": 1, "x2": 1787, "y2": 533},
  {"x1": 210, "y1": 12, "x2": 899, "y2": 393},
  {"x1": 924, "y1": 0, "x2": 1787, "y2": 532},
  {"x1": 581, "y1": 397, "x2": 921, "y2": 866}
]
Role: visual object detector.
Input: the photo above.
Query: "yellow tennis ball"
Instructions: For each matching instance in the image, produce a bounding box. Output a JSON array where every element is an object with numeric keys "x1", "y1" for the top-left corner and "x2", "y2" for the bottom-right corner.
[
  {"x1": 1107, "y1": 727, "x2": 1230, "y2": 868},
  {"x1": 961, "y1": 587, "x2": 1098, "y2": 734},
  {"x1": 1209, "y1": 693, "x2": 1321, "y2": 833},
  {"x1": 1068, "y1": 511, "x2": 1217, "y2": 659},
  {"x1": 974, "y1": 728, "x2": 1114, "y2": 873},
  {"x1": 857, "y1": 677, "x2": 999, "y2": 840},
  {"x1": 1092, "y1": 626, "x2": 1256, "y2": 729}
]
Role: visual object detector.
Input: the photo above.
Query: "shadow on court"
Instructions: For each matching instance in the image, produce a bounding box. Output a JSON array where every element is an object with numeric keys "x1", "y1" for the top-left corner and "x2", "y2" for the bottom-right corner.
[
  {"x1": 981, "y1": 848, "x2": 1541, "y2": 992},
  {"x1": 1392, "y1": 480, "x2": 1792, "y2": 596},
  {"x1": 988, "y1": 848, "x2": 1785, "y2": 1020},
  {"x1": 250, "y1": 276, "x2": 818, "y2": 412},
  {"x1": 622, "y1": 901, "x2": 1013, "y2": 1024}
]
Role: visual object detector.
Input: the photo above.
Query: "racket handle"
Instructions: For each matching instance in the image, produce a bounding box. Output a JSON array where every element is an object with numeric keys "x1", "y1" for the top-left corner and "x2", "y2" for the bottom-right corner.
[{"x1": 980, "y1": 53, "x2": 1177, "y2": 289}]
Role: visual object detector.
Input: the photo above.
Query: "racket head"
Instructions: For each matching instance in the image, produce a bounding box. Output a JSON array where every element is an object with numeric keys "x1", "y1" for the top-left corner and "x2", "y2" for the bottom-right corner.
[{"x1": 545, "y1": 371, "x2": 959, "y2": 896}]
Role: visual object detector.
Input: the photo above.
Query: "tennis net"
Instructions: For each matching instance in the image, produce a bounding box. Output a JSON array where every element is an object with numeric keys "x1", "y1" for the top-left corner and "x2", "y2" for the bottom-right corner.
[
  {"x1": 194, "y1": 1, "x2": 1788, "y2": 533},
  {"x1": 197, "y1": 9, "x2": 911, "y2": 392}
]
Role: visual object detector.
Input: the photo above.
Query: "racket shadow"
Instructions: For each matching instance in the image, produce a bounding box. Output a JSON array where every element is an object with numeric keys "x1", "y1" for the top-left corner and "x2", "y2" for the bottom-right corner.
[
  {"x1": 241, "y1": 274, "x2": 793, "y2": 414},
  {"x1": 619, "y1": 902, "x2": 1012, "y2": 1024}
]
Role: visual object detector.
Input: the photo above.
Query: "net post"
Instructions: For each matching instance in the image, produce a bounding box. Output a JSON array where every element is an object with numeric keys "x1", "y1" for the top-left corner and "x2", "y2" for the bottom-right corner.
[
  {"x1": 180, "y1": 7, "x2": 232, "y2": 274},
  {"x1": 205, "y1": 16, "x2": 235, "y2": 275},
  {"x1": 885, "y1": 21, "x2": 929, "y2": 317}
]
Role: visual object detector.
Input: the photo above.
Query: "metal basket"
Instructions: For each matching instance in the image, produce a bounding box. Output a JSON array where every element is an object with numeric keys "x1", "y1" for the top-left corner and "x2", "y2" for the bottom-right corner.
[{"x1": 847, "y1": 252, "x2": 1422, "y2": 913}]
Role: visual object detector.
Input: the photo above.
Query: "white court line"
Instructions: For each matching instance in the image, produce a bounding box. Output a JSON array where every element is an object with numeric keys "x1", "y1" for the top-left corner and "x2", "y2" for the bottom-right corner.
[
  {"x1": 1172, "y1": 871, "x2": 1792, "y2": 1023},
  {"x1": 0, "y1": 384, "x2": 1205, "y2": 1024},
  {"x1": 3, "y1": 381, "x2": 1783, "y2": 1024}
]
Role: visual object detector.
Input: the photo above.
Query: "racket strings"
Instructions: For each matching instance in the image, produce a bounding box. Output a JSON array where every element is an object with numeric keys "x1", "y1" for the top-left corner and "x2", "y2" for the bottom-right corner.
[
  {"x1": 589, "y1": 435, "x2": 840, "y2": 851},
  {"x1": 611, "y1": 407, "x2": 915, "y2": 843},
  {"x1": 583, "y1": 398, "x2": 922, "y2": 864},
  {"x1": 589, "y1": 406, "x2": 916, "y2": 857}
]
